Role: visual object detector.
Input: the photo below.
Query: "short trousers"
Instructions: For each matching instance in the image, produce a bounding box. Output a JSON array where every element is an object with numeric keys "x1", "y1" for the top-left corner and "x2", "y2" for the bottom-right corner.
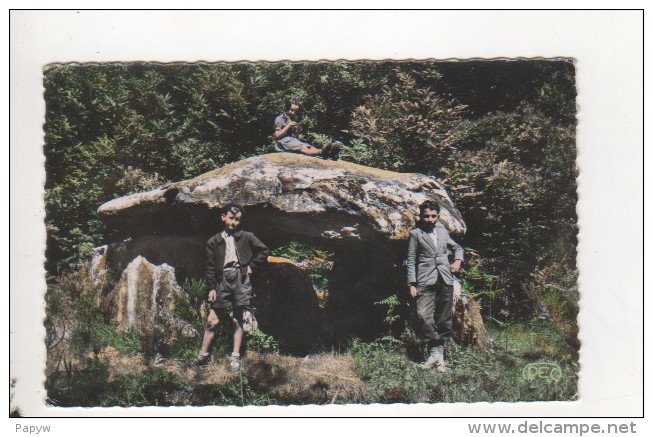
[
  {"x1": 276, "y1": 136, "x2": 310, "y2": 152},
  {"x1": 212, "y1": 267, "x2": 253, "y2": 309},
  {"x1": 211, "y1": 306, "x2": 246, "y2": 325}
]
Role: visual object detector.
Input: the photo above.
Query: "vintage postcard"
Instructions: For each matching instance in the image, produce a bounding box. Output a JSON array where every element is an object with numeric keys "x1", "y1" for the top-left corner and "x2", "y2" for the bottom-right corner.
[
  {"x1": 9, "y1": 9, "x2": 643, "y2": 426},
  {"x1": 37, "y1": 58, "x2": 579, "y2": 408}
]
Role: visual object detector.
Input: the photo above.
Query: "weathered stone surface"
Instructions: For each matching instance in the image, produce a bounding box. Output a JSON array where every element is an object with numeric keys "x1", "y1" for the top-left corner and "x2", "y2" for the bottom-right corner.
[
  {"x1": 104, "y1": 256, "x2": 199, "y2": 354},
  {"x1": 97, "y1": 236, "x2": 206, "y2": 280},
  {"x1": 325, "y1": 250, "x2": 490, "y2": 350},
  {"x1": 452, "y1": 281, "x2": 490, "y2": 350},
  {"x1": 254, "y1": 260, "x2": 321, "y2": 355},
  {"x1": 93, "y1": 246, "x2": 321, "y2": 355},
  {"x1": 97, "y1": 153, "x2": 466, "y2": 249},
  {"x1": 93, "y1": 154, "x2": 489, "y2": 352}
]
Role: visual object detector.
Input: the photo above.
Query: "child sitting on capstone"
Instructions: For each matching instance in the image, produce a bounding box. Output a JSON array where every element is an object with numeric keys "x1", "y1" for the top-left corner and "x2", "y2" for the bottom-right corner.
[
  {"x1": 192, "y1": 203, "x2": 270, "y2": 372},
  {"x1": 273, "y1": 97, "x2": 342, "y2": 160}
]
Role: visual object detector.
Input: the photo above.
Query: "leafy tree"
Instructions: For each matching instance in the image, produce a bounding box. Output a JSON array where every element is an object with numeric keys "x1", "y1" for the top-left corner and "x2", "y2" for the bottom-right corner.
[{"x1": 348, "y1": 70, "x2": 466, "y2": 172}]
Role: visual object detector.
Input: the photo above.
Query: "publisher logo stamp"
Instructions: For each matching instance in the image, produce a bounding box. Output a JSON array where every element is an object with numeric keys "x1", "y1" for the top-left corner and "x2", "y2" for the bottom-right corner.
[{"x1": 522, "y1": 362, "x2": 562, "y2": 383}]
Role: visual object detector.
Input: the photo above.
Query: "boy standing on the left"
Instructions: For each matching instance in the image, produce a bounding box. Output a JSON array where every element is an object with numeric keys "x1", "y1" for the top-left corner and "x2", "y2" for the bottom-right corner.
[{"x1": 192, "y1": 204, "x2": 270, "y2": 372}]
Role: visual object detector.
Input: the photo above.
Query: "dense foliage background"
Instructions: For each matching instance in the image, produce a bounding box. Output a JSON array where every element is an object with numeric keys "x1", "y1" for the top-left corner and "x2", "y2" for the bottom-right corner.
[{"x1": 43, "y1": 60, "x2": 577, "y2": 320}]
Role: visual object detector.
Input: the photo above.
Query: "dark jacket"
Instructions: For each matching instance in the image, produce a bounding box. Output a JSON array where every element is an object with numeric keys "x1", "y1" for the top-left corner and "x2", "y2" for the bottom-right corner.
[{"x1": 205, "y1": 229, "x2": 270, "y2": 294}]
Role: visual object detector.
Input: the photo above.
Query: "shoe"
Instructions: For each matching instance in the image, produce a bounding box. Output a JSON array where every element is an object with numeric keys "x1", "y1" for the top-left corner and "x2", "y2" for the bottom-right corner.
[
  {"x1": 329, "y1": 141, "x2": 342, "y2": 160},
  {"x1": 434, "y1": 345, "x2": 447, "y2": 372},
  {"x1": 241, "y1": 308, "x2": 258, "y2": 334},
  {"x1": 228, "y1": 354, "x2": 242, "y2": 373},
  {"x1": 191, "y1": 353, "x2": 211, "y2": 369},
  {"x1": 420, "y1": 348, "x2": 439, "y2": 369},
  {"x1": 320, "y1": 143, "x2": 333, "y2": 159},
  {"x1": 420, "y1": 345, "x2": 446, "y2": 372},
  {"x1": 152, "y1": 353, "x2": 166, "y2": 367}
]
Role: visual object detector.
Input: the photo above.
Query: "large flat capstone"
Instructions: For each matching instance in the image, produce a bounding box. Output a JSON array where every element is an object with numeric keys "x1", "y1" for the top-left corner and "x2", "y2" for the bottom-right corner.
[{"x1": 97, "y1": 153, "x2": 465, "y2": 248}]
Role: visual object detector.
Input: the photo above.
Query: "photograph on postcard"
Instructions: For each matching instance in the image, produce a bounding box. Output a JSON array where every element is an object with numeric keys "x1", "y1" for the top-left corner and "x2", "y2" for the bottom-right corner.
[{"x1": 39, "y1": 60, "x2": 578, "y2": 408}]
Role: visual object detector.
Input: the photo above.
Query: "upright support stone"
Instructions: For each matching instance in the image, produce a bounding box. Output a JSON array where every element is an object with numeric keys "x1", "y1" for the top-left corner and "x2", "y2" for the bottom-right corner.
[{"x1": 104, "y1": 256, "x2": 199, "y2": 356}]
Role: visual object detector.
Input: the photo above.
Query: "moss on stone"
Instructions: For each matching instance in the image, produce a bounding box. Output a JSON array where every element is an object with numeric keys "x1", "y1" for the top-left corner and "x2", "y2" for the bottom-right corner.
[{"x1": 182, "y1": 153, "x2": 417, "y2": 187}]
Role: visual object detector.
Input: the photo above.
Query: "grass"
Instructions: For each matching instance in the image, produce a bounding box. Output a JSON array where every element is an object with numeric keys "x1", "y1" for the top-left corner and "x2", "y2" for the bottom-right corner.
[
  {"x1": 69, "y1": 300, "x2": 143, "y2": 358},
  {"x1": 44, "y1": 263, "x2": 579, "y2": 406},
  {"x1": 104, "y1": 368, "x2": 192, "y2": 407},
  {"x1": 350, "y1": 337, "x2": 436, "y2": 403},
  {"x1": 488, "y1": 318, "x2": 578, "y2": 363},
  {"x1": 46, "y1": 352, "x2": 273, "y2": 407},
  {"x1": 45, "y1": 316, "x2": 578, "y2": 406},
  {"x1": 192, "y1": 373, "x2": 272, "y2": 407},
  {"x1": 539, "y1": 285, "x2": 579, "y2": 342},
  {"x1": 349, "y1": 317, "x2": 578, "y2": 403},
  {"x1": 47, "y1": 362, "x2": 192, "y2": 407},
  {"x1": 101, "y1": 327, "x2": 143, "y2": 355}
]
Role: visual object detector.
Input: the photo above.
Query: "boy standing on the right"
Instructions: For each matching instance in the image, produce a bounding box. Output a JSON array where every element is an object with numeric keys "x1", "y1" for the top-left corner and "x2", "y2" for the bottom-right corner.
[{"x1": 406, "y1": 201, "x2": 464, "y2": 372}]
